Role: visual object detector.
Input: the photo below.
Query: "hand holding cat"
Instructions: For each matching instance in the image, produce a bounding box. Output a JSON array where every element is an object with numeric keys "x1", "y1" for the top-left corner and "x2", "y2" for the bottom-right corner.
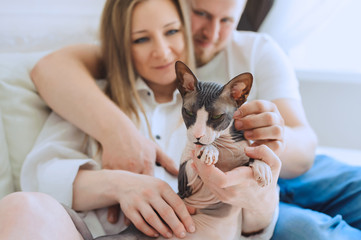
[
  {"x1": 233, "y1": 100, "x2": 285, "y2": 155},
  {"x1": 191, "y1": 145, "x2": 281, "y2": 208}
]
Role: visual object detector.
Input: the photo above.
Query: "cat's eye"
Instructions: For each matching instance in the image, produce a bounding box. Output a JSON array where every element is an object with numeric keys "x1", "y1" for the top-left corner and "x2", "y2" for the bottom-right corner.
[
  {"x1": 211, "y1": 114, "x2": 224, "y2": 120},
  {"x1": 184, "y1": 108, "x2": 194, "y2": 117}
]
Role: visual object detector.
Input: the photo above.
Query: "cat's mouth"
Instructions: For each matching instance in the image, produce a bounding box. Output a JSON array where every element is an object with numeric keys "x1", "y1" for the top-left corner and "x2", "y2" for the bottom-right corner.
[{"x1": 194, "y1": 141, "x2": 205, "y2": 146}]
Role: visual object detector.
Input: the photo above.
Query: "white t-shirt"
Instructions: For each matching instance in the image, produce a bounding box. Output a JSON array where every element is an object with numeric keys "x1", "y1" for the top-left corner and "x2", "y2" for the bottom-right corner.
[
  {"x1": 21, "y1": 31, "x2": 297, "y2": 238},
  {"x1": 197, "y1": 31, "x2": 301, "y2": 102}
]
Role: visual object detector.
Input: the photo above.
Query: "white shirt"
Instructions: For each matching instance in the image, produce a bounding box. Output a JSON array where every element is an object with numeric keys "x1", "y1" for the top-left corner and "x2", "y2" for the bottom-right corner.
[{"x1": 21, "y1": 31, "x2": 297, "y2": 238}]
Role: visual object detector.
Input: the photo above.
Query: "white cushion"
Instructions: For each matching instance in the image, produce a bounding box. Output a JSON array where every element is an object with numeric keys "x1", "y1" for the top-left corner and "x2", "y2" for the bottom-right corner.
[
  {"x1": 0, "y1": 52, "x2": 51, "y2": 191},
  {"x1": 0, "y1": 110, "x2": 14, "y2": 199}
]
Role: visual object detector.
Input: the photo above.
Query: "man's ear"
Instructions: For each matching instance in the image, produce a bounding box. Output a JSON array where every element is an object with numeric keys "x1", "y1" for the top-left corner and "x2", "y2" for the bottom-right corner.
[
  {"x1": 221, "y1": 72, "x2": 253, "y2": 107},
  {"x1": 175, "y1": 61, "x2": 198, "y2": 96}
]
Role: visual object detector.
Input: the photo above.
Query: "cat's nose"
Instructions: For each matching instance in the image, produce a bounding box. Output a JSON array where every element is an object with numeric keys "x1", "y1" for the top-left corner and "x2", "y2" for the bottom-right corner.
[{"x1": 196, "y1": 137, "x2": 201, "y2": 141}]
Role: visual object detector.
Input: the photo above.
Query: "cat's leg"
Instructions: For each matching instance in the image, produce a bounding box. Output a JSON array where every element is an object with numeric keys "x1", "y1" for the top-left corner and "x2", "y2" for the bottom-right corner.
[
  {"x1": 196, "y1": 145, "x2": 219, "y2": 165},
  {"x1": 249, "y1": 160, "x2": 272, "y2": 187}
]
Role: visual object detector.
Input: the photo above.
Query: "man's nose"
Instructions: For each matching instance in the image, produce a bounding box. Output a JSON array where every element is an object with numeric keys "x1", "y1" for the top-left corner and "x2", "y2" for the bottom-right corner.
[{"x1": 203, "y1": 19, "x2": 220, "y2": 42}]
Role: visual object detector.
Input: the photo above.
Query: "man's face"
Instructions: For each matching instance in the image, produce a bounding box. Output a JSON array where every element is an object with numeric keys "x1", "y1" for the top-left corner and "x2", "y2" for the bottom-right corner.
[{"x1": 189, "y1": 0, "x2": 246, "y2": 67}]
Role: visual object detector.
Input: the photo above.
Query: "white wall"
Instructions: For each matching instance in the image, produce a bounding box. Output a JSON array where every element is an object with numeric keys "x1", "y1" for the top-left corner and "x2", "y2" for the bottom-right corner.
[
  {"x1": 298, "y1": 70, "x2": 361, "y2": 150},
  {"x1": 0, "y1": 0, "x2": 104, "y2": 53},
  {"x1": 260, "y1": 0, "x2": 361, "y2": 150}
]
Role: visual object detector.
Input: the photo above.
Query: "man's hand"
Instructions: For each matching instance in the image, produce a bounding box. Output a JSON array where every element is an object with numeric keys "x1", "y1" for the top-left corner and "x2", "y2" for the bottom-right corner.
[
  {"x1": 191, "y1": 145, "x2": 281, "y2": 207},
  {"x1": 233, "y1": 100, "x2": 285, "y2": 155},
  {"x1": 101, "y1": 130, "x2": 178, "y2": 175}
]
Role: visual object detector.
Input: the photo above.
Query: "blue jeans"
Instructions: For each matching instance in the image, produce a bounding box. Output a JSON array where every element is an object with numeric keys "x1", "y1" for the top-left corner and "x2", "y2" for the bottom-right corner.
[{"x1": 272, "y1": 155, "x2": 361, "y2": 239}]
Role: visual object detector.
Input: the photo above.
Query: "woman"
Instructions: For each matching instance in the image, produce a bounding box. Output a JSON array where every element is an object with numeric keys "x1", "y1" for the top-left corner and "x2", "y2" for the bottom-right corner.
[
  {"x1": 21, "y1": 0, "x2": 195, "y2": 239},
  {"x1": 18, "y1": 0, "x2": 281, "y2": 239}
]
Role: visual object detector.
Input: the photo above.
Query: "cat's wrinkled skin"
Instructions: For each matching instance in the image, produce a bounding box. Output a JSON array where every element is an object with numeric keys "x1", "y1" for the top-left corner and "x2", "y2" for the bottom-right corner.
[
  {"x1": 93, "y1": 61, "x2": 272, "y2": 240},
  {"x1": 176, "y1": 60, "x2": 272, "y2": 239}
]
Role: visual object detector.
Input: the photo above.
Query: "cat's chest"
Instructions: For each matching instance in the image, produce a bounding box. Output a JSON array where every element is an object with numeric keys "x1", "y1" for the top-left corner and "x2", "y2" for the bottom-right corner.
[{"x1": 214, "y1": 134, "x2": 250, "y2": 172}]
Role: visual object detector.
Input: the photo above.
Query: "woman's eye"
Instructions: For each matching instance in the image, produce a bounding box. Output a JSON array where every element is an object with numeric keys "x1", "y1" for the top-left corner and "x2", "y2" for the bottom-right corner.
[
  {"x1": 166, "y1": 29, "x2": 179, "y2": 36},
  {"x1": 184, "y1": 109, "x2": 194, "y2": 117},
  {"x1": 211, "y1": 114, "x2": 223, "y2": 120},
  {"x1": 133, "y1": 37, "x2": 149, "y2": 44}
]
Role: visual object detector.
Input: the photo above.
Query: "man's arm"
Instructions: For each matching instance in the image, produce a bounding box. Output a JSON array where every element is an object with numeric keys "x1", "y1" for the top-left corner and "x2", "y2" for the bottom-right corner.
[
  {"x1": 31, "y1": 44, "x2": 111, "y2": 144},
  {"x1": 31, "y1": 44, "x2": 177, "y2": 175},
  {"x1": 273, "y1": 99, "x2": 317, "y2": 178},
  {"x1": 234, "y1": 99, "x2": 317, "y2": 179}
]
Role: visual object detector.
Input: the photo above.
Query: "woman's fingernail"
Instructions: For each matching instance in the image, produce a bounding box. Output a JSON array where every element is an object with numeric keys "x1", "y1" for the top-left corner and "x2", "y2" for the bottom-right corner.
[
  {"x1": 180, "y1": 231, "x2": 186, "y2": 238},
  {"x1": 189, "y1": 225, "x2": 196, "y2": 233}
]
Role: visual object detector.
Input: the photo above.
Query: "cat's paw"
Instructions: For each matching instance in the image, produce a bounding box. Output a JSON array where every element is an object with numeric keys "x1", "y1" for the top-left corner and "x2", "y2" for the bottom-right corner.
[
  {"x1": 196, "y1": 145, "x2": 219, "y2": 165},
  {"x1": 250, "y1": 160, "x2": 272, "y2": 187}
]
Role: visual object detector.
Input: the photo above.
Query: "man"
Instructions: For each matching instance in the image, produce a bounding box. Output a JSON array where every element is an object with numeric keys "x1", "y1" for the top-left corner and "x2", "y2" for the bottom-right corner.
[{"x1": 31, "y1": 0, "x2": 361, "y2": 238}]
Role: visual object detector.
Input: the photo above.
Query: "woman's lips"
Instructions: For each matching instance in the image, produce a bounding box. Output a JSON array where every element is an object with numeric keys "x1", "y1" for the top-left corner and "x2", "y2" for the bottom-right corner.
[{"x1": 154, "y1": 62, "x2": 173, "y2": 70}]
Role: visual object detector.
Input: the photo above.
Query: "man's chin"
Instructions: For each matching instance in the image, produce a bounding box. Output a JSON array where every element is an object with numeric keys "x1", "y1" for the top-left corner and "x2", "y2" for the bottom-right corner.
[{"x1": 195, "y1": 53, "x2": 213, "y2": 67}]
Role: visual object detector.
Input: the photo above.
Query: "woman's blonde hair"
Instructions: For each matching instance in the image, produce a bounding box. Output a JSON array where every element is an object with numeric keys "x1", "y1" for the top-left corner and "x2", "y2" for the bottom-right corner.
[{"x1": 100, "y1": 0, "x2": 195, "y2": 127}]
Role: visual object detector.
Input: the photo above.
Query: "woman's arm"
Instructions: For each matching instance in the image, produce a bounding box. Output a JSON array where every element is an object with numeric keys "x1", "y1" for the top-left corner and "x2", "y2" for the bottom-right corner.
[
  {"x1": 31, "y1": 44, "x2": 177, "y2": 175},
  {"x1": 73, "y1": 169, "x2": 195, "y2": 239}
]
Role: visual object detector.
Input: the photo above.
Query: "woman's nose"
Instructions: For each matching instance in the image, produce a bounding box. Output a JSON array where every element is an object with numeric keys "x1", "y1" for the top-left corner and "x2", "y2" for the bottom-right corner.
[{"x1": 152, "y1": 36, "x2": 171, "y2": 59}]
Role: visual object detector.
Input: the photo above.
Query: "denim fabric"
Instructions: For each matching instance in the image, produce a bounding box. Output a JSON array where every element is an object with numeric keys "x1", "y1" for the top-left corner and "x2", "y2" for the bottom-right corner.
[{"x1": 272, "y1": 155, "x2": 361, "y2": 239}]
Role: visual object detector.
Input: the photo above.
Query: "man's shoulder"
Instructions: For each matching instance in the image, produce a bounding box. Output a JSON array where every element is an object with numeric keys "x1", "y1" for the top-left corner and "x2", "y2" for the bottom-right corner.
[{"x1": 231, "y1": 30, "x2": 273, "y2": 46}]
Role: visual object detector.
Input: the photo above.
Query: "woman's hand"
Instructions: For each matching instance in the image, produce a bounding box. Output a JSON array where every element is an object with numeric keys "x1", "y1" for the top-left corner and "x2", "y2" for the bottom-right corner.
[
  {"x1": 233, "y1": 100, "x2": 285, "y2": 155},
  {"x1": 115, "y1": 172, "x2": 195, "y2": 239},
  {"x1": 101, "y1": 127, "x2": 179, "y2": 225}
]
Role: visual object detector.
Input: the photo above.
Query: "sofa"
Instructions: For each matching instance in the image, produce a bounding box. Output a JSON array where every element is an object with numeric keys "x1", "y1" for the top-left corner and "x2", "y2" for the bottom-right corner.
[{"x1": 1, "y1": 0, "x2": 361, "y2": 199}]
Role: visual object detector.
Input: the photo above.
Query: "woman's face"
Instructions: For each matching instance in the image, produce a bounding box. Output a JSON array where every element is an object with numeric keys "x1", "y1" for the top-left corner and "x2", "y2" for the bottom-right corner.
[{"x1": 131, "y1": 0, "x2": 186, "y2": 87}]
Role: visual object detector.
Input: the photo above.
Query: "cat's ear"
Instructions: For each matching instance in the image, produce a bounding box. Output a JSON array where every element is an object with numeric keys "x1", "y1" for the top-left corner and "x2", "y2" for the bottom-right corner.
[
  {"x1": 175, "y1": 61, "x2": 198, "y2": 96},
  {"x1": 222, "y1": 72, "x2": 253, "y2": 107}
]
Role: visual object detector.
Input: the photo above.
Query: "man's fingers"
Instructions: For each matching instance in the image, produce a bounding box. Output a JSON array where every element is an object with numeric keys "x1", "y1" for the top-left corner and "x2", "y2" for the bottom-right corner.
[
  {"x1": 237, "y1": 100, "x2": 277, "y2": 117},
  {"x1": 142, "y1": 159, "x2": 155, "y2": 176},
  {"x1": 251, "y1": 140, "x2": 284, "y2": 156},
  {"x1": 156, "y1": 146, "x2": 178, "y2": 176},
  {"x1": 186, "y1": 205, "x2": 196, "y2": 215},
  {"x1": 193, "y1": 155, "x2": 252, "y2": 188},
  {"x1": 245, "y1": 145, "x2": 281, "y2": 169},
  {"x1": 107, "y1": 204, "x2": 120, "y2": 224}
]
